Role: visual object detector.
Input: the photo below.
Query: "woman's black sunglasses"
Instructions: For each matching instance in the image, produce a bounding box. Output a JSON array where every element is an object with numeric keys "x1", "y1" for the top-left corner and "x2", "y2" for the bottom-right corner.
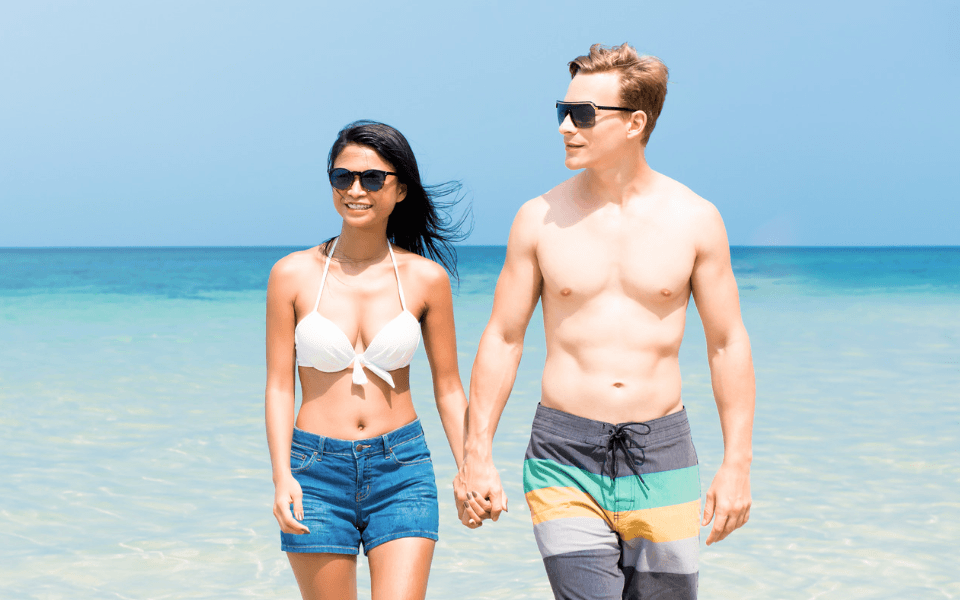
[
  {"x1": 328, "y1": 168, "x2": 398, "y2": 192},
  {"x1": 556, "y1": 101, "x2": 636, "y2": 128}
]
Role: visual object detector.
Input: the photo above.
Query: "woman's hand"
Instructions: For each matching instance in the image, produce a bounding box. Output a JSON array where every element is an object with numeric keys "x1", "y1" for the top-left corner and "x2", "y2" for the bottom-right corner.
[
  {"x1": 453, "y1": 471, "x2": 492, "y2": 528},
  {"x1": 273, "y1": 474, "x2": 310, "y2": 534}
]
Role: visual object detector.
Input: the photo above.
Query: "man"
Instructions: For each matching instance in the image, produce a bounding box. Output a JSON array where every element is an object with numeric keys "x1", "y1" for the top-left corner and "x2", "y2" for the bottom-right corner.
[{"x1": 455, "y1": 43, "x2": 755, "y2": 600}]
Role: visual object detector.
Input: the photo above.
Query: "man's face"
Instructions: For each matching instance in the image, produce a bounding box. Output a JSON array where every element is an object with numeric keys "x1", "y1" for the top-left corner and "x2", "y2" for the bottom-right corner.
[{"x1": 560, "y1": 71, "x2": 630, "y2": 171}]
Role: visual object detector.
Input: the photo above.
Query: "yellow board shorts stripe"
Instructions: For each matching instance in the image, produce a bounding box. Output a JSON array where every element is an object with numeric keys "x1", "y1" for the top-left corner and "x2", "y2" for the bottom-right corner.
[{"x1": 527, "y1": 486, "x2": 701, "y2": 543}]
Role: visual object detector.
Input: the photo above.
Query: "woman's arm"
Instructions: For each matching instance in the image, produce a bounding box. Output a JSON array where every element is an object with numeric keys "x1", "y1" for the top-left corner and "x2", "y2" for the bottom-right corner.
[
  {"x1": 418, "y1": 262, "x2": 468, "y2": 470},
  {"x1": 265, "y1": 256, "x2": 309, "y2": 534}
]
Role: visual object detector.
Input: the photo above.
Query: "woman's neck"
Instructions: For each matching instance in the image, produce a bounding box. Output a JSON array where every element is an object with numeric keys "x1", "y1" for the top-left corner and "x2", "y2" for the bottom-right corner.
[{"x1": 333, "y1": 227, "x2": 390, "y2": 263}]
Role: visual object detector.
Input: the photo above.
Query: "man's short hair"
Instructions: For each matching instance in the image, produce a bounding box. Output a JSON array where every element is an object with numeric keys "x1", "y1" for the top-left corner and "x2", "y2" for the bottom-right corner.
[{"x1": 569, "y1": 43, "x2": 668, "y2": 145}]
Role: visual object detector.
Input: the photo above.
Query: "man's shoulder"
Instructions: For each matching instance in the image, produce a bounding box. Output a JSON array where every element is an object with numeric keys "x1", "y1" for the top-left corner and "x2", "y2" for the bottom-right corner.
[
  {"x1": 512, "y1": 175, "x2": 584, "y2": 229},
  {"x1": 520, "y1": 177, "x2": 576, "y2": 213},
  {"x1": 653, "y1": 174, "x2": 728, "y2": 254},
  {"x1": 503, "y1": 178, "x2": 580, "y2": 253},
  {"x1": 655, "y1": 173, "x2": 724, "y2": 228}
]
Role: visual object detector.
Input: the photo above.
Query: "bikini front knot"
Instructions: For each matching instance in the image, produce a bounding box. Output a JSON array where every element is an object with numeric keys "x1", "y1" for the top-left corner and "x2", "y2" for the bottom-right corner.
[{"x1": 603, "y1": 422, "x2": 652, "y2": 486}]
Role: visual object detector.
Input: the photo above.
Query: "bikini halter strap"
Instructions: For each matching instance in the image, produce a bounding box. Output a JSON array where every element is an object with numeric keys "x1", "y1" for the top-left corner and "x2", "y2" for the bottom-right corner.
[
  {"x1": 313, "y1": 237, "x2": 337, "y2": 312},
  {"x1": 387, "y1": 244, "x2": 407, "y2": 312},
  {"x1": 314, "y1": 238, "x2": 406, "y2": 312}
]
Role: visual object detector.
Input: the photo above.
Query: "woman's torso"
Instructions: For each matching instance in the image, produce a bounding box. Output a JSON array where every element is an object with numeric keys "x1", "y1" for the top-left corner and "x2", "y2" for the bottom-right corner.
[{"x1": 292, "y1": 240, "x2": 423, "y2": 440}]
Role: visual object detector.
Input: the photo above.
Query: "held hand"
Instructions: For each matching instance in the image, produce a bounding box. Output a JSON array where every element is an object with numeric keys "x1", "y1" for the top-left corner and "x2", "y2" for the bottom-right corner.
[
  {"x1": 702, "y1": 463, "x2": 751, "y2": 545},
  {"x1": 455, "y1": 458, "x2": 508, "y2": 528},
  {"x1": 273, "y1": 474, "x2": 310, "y2": 535},
  {"x1": 453, "y1": 472, "x2": 488, "y2": 528}
]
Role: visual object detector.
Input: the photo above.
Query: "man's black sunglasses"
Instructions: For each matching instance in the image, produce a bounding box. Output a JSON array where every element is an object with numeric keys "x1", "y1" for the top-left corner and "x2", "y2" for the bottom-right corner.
[
  {"x1": 556, "y1": 101, "x2": 636, "y2": 128},
  {"x1": 328, "y1": 168, "x2": 398, "y2": 192}
]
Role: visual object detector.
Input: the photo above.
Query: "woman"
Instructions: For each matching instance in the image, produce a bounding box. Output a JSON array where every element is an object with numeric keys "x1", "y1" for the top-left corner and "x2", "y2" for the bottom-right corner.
[{"x1": 265, "y1": 120, "x2": 469, "y2": 600}]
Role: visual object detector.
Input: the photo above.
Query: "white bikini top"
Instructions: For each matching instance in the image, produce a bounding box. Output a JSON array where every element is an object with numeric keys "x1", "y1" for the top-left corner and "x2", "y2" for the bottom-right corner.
[{"x1": 294, "y1": 238, "x2": 421, "y2": 388}]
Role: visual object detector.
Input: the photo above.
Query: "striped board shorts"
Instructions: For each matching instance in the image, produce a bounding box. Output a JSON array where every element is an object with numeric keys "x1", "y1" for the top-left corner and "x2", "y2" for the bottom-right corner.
[{"x1": 523, "y1": 404, "x2": 701, "y2": 600}]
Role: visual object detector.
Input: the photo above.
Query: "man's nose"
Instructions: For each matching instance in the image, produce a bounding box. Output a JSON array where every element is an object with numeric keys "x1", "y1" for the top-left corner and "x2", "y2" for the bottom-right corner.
[{"x1": 559, "y1": 113, "x2": 577, "y2": 134}]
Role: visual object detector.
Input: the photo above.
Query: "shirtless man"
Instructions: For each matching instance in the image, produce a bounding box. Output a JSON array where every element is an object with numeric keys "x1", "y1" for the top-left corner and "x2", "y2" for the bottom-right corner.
[{"x1": 454, "y1": 44, "x2": 755, "y2": 599}]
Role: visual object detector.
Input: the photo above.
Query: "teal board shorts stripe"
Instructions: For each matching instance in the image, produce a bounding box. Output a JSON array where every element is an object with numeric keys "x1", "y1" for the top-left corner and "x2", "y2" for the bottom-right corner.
[{"x1": 523, "y1": 459, "x2": 701, "y2": 512}]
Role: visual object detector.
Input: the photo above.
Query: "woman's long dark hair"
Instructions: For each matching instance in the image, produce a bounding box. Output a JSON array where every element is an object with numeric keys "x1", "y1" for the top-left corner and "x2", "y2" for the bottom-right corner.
[{"x1": 325, "y1": 120, "x2": 471, "y2": 280}]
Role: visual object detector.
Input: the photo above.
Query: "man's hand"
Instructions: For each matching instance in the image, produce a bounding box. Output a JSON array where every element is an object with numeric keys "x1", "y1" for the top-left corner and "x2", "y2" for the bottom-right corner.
[
  {"x1": 702, "y1": 462, "x2": 751, "y2": 545},
  {"x1": 454, "y1": 457, "x2": 508, "y2": 528}
]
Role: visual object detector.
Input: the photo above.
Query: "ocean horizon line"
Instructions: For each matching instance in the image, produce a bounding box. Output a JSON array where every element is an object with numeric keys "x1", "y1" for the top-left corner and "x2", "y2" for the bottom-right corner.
[{"x1": 2, "y1": 244, "x2": 959, "y2": 251}]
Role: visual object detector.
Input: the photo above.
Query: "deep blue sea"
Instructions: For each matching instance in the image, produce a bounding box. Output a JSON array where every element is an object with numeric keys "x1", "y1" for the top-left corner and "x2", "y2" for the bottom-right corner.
[{"x1": 1, "y1": 247, "x2": 958, "y2": 599}]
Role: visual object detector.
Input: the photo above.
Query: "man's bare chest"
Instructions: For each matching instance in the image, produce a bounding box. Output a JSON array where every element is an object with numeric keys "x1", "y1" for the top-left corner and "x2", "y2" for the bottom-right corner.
[{"x1": 536, "y1": 220, "x2": 696, "y2": 306}]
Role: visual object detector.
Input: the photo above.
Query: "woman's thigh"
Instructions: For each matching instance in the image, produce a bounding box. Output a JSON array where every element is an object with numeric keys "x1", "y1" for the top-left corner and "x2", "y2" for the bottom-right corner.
[
  {"x1": 287, "y1": 552, "x2": 358, "y2": 600},
  {"x1": 367, "y1": 537, "x2": 436, "y2": 600}
]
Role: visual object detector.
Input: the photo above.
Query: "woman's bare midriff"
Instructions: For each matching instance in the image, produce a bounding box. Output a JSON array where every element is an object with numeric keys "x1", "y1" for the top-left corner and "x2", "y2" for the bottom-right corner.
[{"x1": 295, "y1": 366, "x2": 419, "y2": 440}]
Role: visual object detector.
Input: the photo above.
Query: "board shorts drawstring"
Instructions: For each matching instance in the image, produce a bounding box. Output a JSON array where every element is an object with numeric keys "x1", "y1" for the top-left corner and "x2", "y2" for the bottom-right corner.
[{"x1": 603, "y1": 422, "x2": 652, "y2": 487}]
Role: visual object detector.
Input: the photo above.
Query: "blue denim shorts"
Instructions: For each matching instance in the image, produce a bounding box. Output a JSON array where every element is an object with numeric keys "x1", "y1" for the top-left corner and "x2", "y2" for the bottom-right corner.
[{"x1": 281, "y1": 419, "x2": 439, "y2": 555}]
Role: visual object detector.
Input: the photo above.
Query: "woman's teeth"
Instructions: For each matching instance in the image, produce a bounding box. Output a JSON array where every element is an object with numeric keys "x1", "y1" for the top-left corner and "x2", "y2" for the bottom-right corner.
[{"x1": 347, "y1": 204, "x2": 372, "y2": 210}]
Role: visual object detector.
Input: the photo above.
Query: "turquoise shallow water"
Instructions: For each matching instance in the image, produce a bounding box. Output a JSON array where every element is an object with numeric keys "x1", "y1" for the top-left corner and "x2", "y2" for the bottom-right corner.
[{"x1": 1, "y1": 247, "x2": 958, "y2": 599}]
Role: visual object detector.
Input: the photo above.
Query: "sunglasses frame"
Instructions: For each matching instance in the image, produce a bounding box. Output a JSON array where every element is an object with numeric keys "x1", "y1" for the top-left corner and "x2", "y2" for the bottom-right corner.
[
  {"x1": 328, "y1": 168, "x2": 398, "y2": 192},
  {"x1": 556, "y1": 101, "x2": 636, "y2": 128}
]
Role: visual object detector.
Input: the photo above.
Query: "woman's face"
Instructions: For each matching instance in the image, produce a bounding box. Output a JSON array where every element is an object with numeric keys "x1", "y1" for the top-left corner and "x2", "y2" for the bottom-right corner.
[{"x1": 330, "y1": 144, "x2": 406, "y2": 230}]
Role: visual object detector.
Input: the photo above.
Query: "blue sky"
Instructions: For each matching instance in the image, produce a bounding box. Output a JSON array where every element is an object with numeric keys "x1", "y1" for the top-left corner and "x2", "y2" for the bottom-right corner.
[{"x1": 1, "y1": 0, "x2": 957, "y2": 247}]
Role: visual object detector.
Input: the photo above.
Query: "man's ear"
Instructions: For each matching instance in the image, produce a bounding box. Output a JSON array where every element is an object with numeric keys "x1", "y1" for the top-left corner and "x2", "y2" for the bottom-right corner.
[{"x1": 625, "y1": 110, "x2": 647, "y2": 139}]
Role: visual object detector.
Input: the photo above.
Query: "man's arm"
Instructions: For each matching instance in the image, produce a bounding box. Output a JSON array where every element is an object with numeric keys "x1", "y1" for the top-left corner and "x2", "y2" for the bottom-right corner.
[
  {"x1": 455, "y1": 201, "x2": 543, "y2": 527},
  {"x1": 689, "y1": 203, "x2": 756, "y2": 545}
]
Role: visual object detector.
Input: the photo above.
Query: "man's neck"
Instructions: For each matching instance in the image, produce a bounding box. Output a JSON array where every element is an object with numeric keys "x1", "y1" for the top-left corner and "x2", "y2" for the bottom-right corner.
[{"x1": 581, "y1": 151, "x2": 657, "y2": 206}]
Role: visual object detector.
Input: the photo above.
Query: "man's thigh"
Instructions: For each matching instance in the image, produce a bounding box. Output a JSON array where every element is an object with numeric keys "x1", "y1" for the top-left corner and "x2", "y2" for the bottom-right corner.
[
  {"x1": 535, "y1": 517, "x2": 624, "y2": 600},
  {"x1": 523, "y1": 405, "x2": 627, "y2": 599},
  {"x1": 534, "y1": 516, "x2": 700, "y2": 600}
]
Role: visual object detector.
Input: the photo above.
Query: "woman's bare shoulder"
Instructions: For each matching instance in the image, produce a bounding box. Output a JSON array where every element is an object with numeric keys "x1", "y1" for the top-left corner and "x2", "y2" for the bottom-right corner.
[
  {"x1": 270, "y1": 247, "x2": 321, "y2": 283},
  {"x1": 393, "y1": 248, "x2": 448, "y2": 282},
  {"x1": 392, "y1": 248, "x2": 452, "y2": 302}
]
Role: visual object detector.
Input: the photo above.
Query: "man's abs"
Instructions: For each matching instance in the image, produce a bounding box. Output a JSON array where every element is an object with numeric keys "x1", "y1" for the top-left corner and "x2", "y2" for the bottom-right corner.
[
  {"x1": 539, "y1": 299, "x2": 687, "y2": 424},
  {"x1": 540, "y1": 353, "x2": 685, "y2": 424}
]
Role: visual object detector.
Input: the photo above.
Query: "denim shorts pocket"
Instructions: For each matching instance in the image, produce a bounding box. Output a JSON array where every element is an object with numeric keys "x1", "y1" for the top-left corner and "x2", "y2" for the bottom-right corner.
[
  {"x1": 388, "y1": 435, "x2": 431, "y2": 466},
  {"x1": 290, "y1": 442, "x2": 316, "y2": 473}
]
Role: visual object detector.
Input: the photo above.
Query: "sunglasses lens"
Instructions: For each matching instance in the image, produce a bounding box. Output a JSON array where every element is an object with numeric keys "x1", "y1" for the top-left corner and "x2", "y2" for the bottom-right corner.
[
  {"x1": 360, "y1": 170, "x2": 387, "y2": 192},
  {"x1": 557, "y1": 103, "x2": 596, "y2": 128},
  {"x1": 329, "y1": 168, "x2": 353, "y2": 190},
  {"x1": 570, "y1": 105, "x2": 595, "y2": 128}
]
